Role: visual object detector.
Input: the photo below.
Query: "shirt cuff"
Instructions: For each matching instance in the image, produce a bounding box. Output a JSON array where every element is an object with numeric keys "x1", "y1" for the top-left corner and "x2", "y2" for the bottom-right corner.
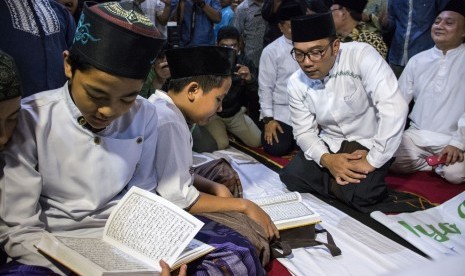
[{"x1": 449, "y1": 139, "x2": 465, "y2": 152}]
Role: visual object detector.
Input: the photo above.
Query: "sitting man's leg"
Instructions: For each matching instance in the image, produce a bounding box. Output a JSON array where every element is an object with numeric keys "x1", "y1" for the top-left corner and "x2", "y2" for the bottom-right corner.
[
  {"x1": 390, "y1": 130, "x2": 432, "y2": 173},
  {"x1": 262, "y1": 121, "x2": 295, "y2": 157},
  {"x1": 280, "y1": 141, "x2": 389, "y2": 212},
  {"x1": 192, "y1": 124, "x2": 219, "y2": 153},
  {"x1": 226, "y1": 107, "x2": 262, "y2": 148},
  {"x1": 204, "y1": 115, "x2": 230, "y2": 150},
  {"x1": 437, "y1": 162, "x2": 465, "y2": 184},
  {"x1": 279, "y1": 150, "x2": 332, "y2": 196},
  {"x1": 330, "y1": 141, "x2": 390, "y2": 211}
]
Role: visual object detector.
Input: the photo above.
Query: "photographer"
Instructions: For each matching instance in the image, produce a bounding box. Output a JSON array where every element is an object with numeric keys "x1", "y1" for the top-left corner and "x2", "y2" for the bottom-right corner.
[{"x1": 203, "y1": 26, "x2": 262, "y2": 150}]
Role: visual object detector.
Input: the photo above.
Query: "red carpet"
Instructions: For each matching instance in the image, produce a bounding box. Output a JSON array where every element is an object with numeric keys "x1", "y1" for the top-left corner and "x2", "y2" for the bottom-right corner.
[
  {"x1": 266, "y1": 259, "x2": 291, "y2": 276},
  {"x1": 233, "y1": 143, "x2": 464, "y2": 276},
  {"x1": 232, "y1": 143, "x2": 465, "y2": 205},
  {"x1": 386, "y1": 171, "x2": 465, "y2": 204}
]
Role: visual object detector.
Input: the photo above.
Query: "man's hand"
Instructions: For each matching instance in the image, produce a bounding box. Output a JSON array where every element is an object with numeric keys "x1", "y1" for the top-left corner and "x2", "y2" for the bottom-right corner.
[
  {"x1": 243, "y1": 200, "x2": 280, "y2": 240},
  {"x1": 264, "y1": 120, "x2": 283, "y2": 145},
  {"x1": 321, "y1": 153, "x2": 369, "y2": 185},
  {"x1": 235, "y1": 64, "x2": 252, "y2": 82},
  {"x1": 160, "y1": 260, "x2": 187, "y2": 276},
  {"x1": 439, "y1": 145, "x2": 464, "y2": 165},
  {"x1": 349, "y1": 149, "x2": 376, "y2": 173}
]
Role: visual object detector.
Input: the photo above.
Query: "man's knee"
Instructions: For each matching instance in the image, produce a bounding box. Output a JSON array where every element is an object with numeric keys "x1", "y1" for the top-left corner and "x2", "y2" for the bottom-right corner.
[
  {"x1": 216, "y1": 137, "x2": 230, "y2": 150},
  {"x1": 441, "y1": 163, "x2": 465, "y2": 184},
  {"x1": 279, "y1": 152, "x2": 326, "y2": 194}
]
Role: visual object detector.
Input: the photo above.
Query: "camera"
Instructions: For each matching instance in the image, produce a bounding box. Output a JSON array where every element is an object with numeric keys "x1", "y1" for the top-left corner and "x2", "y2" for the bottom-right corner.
[{"x1": 167, "y1": 21, "x2": 180, "y2": 48}]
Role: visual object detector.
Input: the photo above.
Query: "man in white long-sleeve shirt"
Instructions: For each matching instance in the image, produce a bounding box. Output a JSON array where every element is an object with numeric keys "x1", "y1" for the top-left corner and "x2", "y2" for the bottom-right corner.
[
  {"x1": 390, "y1": 0, "x2": 465, "y2": 184},
  {"x1": 279, "y1": 12, "x2": 408, "y2": 212},
  {"x1": 258, "y1": 2, "x2": 303, "y2": 156}
]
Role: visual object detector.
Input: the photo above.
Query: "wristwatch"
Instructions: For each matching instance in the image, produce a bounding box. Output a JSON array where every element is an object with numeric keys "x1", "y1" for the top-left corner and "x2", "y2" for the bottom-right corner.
[
  {"x1": 197, "y1": 0, "x2": 206, "y2": 8},
  {"x1": 262, "y1": 117, "x2": 274, "y2": 124}
]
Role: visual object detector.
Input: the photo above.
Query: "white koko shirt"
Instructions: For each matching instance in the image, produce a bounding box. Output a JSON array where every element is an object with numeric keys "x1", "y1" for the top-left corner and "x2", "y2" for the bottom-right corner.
[
  {"x1": 259, "y1": 35, "x2": 301, "y2": 125},
  {"x1": 0, "y1": 84, "x2": 162, "y2": 272},
  {"x1": 398, "y1": 44, "x2": 465, "y2": 150},
  {"x1": 148, "y1": 91, "x2": 200, "y2": 209},
  {"x1": 288, "y1": 42, "x2": 408, "y2": 168}
]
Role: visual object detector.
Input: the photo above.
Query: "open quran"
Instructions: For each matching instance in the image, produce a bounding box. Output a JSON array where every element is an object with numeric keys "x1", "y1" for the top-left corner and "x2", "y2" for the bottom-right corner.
[
  {"x1": 35, "y1": 187, "x2": 214, "y2": 276},
  {"x1": 250, "y1": 192, "x2": 322, "y2": 230}
]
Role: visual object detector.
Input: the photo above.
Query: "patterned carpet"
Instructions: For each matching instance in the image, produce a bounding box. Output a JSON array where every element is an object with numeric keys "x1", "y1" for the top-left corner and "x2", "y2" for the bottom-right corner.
[
  {"x1": 230, "y1": 140, "x2": 465, "y2": 274},
  {"x1": 230, "y1": 141, "x2": 465, "y2": 211}
]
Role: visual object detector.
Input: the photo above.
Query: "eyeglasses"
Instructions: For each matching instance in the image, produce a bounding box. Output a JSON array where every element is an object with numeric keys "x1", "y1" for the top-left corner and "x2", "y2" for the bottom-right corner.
[
  {"x1": 220, "y1": 43, "x2": 238, "y2": 49},
  {"x1": 330, "y1": 7, "x2": 343, "y2": 12},
  {"x1": 290, "y1": 40, "x2": 334, "y2": 63}
]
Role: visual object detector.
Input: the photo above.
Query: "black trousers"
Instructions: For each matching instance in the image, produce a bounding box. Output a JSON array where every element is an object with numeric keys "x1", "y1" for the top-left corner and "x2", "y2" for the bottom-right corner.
[
  {"x1": 279, "y1": 141, "x2": 391, "y2": 212},
  {"x1": 262, "y1": 121, "x2": 295, "y2": 157}
]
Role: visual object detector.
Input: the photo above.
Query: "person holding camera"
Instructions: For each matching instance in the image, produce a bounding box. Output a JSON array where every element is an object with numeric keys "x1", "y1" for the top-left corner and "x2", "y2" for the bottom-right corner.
[{"x1": 203, "y1": 26, "x2": 262, "y2": 150}]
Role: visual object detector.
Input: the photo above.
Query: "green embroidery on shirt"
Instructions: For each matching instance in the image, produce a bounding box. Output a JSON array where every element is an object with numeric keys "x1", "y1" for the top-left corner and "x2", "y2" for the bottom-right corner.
[{"x1": 328, "y1": 71, "x2": 362, "y2": 80}]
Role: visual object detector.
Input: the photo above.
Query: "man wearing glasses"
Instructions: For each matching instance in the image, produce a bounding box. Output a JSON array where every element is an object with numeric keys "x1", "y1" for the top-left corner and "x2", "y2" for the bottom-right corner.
[{"x1": 279, "y1": 12, "x2": 408, "y2": 212}]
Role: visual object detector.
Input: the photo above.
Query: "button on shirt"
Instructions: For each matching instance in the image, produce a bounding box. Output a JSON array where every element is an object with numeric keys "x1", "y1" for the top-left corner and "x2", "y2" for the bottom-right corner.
[
  {"x1": 288, "y1": 42, "x2": 408, "y2": 168},
  {"x1": 398, "y1": 44, "x2": 465, "y2": 150}
]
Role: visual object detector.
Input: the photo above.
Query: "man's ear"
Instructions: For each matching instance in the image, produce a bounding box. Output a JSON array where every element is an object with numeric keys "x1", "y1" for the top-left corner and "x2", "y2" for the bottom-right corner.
[
  {"x1": 332, "y1": 39, "x2": 340, "y2": 55},
  {"x1": 186, "y1": 82, "x2": 200, "y2": 102},
  {"x1": 63, "y1": 50, "x2": 72, "y2": 80}
]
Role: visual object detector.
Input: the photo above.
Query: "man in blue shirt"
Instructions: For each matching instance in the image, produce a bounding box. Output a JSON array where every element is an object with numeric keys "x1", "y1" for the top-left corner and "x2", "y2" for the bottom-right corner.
[
  {"x1": 386, "y1": 0, "x2": 448, "y2": 77},
  {"x1": 213, "y1": 0, "x2": 235, "y2": 41},
  {"x1": 0, "y1": 0, "x2": 76, "y2": 97},
  {"x1": 171, "y1": 0, "x2": 222, "y2": 46}
]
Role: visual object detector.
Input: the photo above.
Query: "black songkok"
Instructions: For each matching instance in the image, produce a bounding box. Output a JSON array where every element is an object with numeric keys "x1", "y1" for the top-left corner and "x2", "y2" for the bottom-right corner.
[
  {"x1": 332, "y1": 0, "x2": 368, "y2": 14},
  {"x1": 441, "y1": 0, "x2": 465, "y2": 18},
  {"x1": 166, "y1": 46, "x2": 236, "y2": 79},
  {"x1": 0, "y1": 50, "x2": 21, "y2": 101},
  {"x1": 291, "y1": 13, "x2": 336, "y2": 42},
  {"x1": 278, "y1": 2, "x2": 305, "y2": 21},
  {"x1": 70, "y1": 1, "x2": 166, "y2": 79}
]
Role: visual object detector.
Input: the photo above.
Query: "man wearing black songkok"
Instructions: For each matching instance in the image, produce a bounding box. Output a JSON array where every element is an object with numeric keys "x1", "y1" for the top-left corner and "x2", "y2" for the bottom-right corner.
[
  {"x1": 390, "y1": 0, "x2": 465, "y2": 184},
  {"x1": 279, "y1": 12, "x2": 408, "y2": 212}
]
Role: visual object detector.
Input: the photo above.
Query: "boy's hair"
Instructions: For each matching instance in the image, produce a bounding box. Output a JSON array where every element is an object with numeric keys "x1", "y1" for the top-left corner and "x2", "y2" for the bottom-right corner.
[
  {"x1": 217, "y1": 26, "x2": 241, "y2": 44},
  {"x1": 67, "y1": 50, "x2": 94, "y2": 75},
  {"x1": 168, "y1": 75, "x2": 227, "y2": 94}
]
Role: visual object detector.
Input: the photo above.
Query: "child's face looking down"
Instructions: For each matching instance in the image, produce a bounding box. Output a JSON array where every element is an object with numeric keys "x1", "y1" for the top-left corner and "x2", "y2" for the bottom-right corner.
[
  {"x1": 188, "y1": 77, "x2": 231, "y2": 125},
  {"x1": 65, "y1": 56, "x2": 143, "y2": 130}
]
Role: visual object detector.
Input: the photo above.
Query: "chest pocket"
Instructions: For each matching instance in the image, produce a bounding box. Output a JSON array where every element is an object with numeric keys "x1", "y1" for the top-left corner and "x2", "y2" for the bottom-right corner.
[{"x1": 342, "y1": 85, "x2": 370, "y2": 117}]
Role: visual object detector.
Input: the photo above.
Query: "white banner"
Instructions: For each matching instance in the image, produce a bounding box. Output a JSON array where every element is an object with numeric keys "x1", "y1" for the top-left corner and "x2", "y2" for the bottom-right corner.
[{"x1": 371, "y1": 192, "x2": 465, "y2": 259}]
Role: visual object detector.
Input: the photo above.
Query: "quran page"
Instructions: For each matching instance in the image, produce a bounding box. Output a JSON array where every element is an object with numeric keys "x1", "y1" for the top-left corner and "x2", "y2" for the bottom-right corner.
[
  {"x1": 103, "y1": 187, "x2": 205, "y2": 270},
  {"x1": 36, "y1": 187, "x2": 209, "y2": 275},
  {"x1": 250, "y1": 191, "x2": 301, "y2": 206},
  {"x1": 36, "y1": 234, "x2": 156, "y2": 276},
  {"x1": 250, "y1": 192, "x2": 321, "y2": 230}
]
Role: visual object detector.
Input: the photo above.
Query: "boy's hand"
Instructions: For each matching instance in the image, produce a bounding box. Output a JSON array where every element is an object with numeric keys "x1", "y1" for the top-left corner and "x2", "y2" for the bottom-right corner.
[
  {"x1": 160, "y1": 260, "x2": 187, "y2": 276},
  {"x1": 243, "y1": 200, "x2": 279, "y2": 240}
]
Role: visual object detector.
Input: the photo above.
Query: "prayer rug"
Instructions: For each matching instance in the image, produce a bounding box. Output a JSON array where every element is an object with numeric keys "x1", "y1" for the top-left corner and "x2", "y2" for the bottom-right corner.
[{"x1": 229, "y1": 141, "x2": 464, "y2": 212}]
